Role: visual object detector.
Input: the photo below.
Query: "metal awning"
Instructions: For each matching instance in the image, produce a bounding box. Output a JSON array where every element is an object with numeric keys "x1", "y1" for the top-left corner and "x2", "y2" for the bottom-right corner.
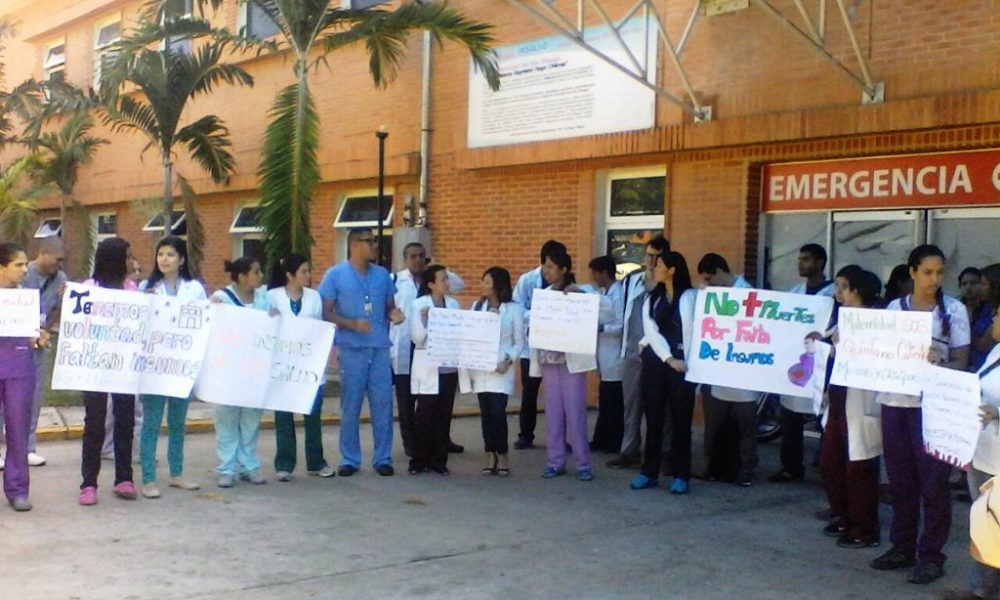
[{"x1": 504, "y1": 0, "x2": 883, "y2": 123}]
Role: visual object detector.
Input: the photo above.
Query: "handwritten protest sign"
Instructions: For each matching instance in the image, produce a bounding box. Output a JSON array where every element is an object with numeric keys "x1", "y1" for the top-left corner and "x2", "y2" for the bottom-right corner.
[
  {"x1": 920, "y1": 365, "x2": 982, "y2": 469},
  {"x1": 686, "y1": 287, "x2": 834, "y2": 397},
  {"x1": 52, "y1": 283, "x2": 211, "y2": 397},
  {"x1": 0, "y1": 289, "x2": 40, "y2": 337},
  {"x1": 830, "y1": 307, "x2": 932, "y2": 395},
  {"x1": 528, "y1": 289, "x2": 600, "y2": 355},
  {"x1": 195, "y1": 304, "x2": 335, "y2": 414},
  {"x1": 426, "y1": 308, "x2": 500, "y2": 371}
]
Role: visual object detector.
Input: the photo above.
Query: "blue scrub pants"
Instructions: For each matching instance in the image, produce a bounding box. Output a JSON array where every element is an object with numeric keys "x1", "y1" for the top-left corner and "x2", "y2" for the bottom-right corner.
[
  {"x1": 338, "y1": 347, "x2": 393, "y2": 469},
  {"x1": 214, "y1": 405, "x2": 263, "y2": 476}
]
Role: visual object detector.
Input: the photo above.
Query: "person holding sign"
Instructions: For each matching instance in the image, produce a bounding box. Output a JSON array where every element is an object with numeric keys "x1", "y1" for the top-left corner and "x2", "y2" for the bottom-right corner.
[
  {"x1": 872, "y1": 245, "x2": 971, "y2": 584},
  {"x1": 138, "y1": 237, "x2": 206, "y2": 499},
  {"x1": 320, "y1": 228, "x2": 405, "y2": 477},
  {"x1": 530, "y1": 249, "x2": 597, "y2": 481},
  {"x1": 818, "y1": 269, "x2": 884, "y2": 548},
  {"x1": 0, "y1": 242, "x2": 49, "y2": 512},
  {"x1": 408, "y1": 265, "x2": 461, "y2": 475},
  {"x1": 631, "y1": 251, "x2": 697, "y2": 495},
  {"x1": 209, "y1": 258, "x2": 270, "y2": 488},
  {"x1": 268, "y1": 254, "x2": 335, "y2": 481},
  {"x1": 465, "y1": 267, "x2": 524, "y2": 477},
  {"x1": 77, "y1": 238, "x2": 139, "y2": 506}
]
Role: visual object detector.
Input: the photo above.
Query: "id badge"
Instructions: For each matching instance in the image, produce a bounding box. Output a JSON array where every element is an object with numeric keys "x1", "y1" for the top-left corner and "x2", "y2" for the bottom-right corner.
[{"x1": 363, "y1": 302, "x2": 374, "y2": 316}]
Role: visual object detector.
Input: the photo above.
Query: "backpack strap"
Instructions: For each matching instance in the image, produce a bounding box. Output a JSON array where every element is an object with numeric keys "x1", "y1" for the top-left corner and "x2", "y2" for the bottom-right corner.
[{"x1": 221, "y1": 288, "x2": 243, "y2": 307}]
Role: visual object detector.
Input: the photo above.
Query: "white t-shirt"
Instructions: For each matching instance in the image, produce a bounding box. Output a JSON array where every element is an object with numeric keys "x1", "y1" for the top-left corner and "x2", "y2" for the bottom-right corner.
[
  {"x1": 973, "y1": 345, "x2": 1000, "y2": 474},
  {"x1": 878, "y1": 293, "x2": 971, "y2": 408}
]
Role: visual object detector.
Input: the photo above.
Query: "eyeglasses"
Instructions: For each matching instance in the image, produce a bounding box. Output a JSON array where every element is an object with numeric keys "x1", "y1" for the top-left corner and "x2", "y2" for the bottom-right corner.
[{"x1": 353, "y1": 237, "x2": 377, "y2": 244}]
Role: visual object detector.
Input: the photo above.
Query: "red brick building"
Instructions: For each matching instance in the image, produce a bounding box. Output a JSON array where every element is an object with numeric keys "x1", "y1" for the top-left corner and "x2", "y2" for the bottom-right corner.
[{"x1": 1, "y1": 0, "x2": 998, "y2": 297}]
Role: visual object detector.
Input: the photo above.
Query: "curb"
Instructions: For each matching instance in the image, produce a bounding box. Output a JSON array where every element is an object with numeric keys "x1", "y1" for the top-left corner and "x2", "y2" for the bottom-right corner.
[{"x1": 35, "y1": 404, "x2": 546, "y2": 443}]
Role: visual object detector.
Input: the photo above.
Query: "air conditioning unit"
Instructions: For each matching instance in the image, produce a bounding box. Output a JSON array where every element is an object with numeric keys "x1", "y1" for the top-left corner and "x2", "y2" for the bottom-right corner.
[{"x1": 340, "y1": 0, "x2": 394, "y2": 8}]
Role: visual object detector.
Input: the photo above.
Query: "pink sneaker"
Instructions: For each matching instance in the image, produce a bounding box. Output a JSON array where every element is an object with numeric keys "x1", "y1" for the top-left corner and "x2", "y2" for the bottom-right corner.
[
  {"x1": 113, "y1": 481, "x2": 137, "y2": 500},
  {"x1": 79, "y1": 486, "x2": 98, "y2": 506}
]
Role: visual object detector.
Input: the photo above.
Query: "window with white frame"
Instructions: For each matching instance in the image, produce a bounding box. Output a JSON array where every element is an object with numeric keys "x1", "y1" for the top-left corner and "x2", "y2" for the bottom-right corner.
[
  {"x1": 163, "y1": 0, "x2": 193, "y2": 55},
  {"x1": 34, "y1": 217, "x2": 62, "y2": 239},
  {"x1": 95, "y1": 213, "x2": 117, "y2": 240},
  {"x1": 230, "y1": 205, "x2": 266, "y2": 263},
  {"x1": 334, "y1": 191, "x2": 393, "y2": 266},
  {"x1": 142, "y1": 210, "x2": 187, "y2": 235},
  {"x1": 239, "y1": 2, "x2": 281, "y2": 40},
  {"x1": 42, "y1": 40, "x2": 67, "y2": 84},
  {"x1": 93, "y1": 15, "x2": 122, "y2": 88},
  {"x1": 600, "y1": 168, "x2": 666, "y2": 277}
]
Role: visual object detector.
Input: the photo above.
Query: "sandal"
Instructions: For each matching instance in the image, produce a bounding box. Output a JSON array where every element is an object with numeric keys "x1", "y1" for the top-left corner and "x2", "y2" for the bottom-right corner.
[
  {"x1": 481, "y1": 452, "x2": 498, "y2": 476},
  {"x1": 496, "y1": 467, "x2": 510, "y2": 477}
]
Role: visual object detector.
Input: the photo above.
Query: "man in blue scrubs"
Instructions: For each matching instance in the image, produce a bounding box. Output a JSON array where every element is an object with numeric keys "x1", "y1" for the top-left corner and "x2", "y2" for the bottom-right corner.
[{"x1": 320, "y1": 228, "x2": 405, "y2": 476}]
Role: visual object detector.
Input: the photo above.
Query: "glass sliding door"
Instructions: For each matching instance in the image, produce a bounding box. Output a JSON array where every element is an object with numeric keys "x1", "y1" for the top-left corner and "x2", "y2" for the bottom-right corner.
[
  {"x1": 831, "y1": 210, "x2": 923, "y2": 287},
  {"x1": 928, "y1": 207, "x2": 1000, "y2": 297}
]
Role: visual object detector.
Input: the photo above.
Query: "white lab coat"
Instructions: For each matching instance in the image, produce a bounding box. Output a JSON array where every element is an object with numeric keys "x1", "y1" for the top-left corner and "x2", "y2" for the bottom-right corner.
[
  {"x1": 844, "y1": 387, "x2": 883, "y2": 461},
  {"x1": 266, "y1": 287, "x2": 323, "y2": 320},
  {"x1": 596, "y1": 280, "x2": 625, "y2": 382},
  {"x1": 637, "y1": 288, "x2": 697, "y2": 363},
  {"x1": 409, "y1": 294, "x2": 461, "y2": 395},
  {"x1": 512, "y1": 266, "x2": 545, "y2": 360},
  {"x1": 139, "y1": 277, "x2": 207, "y2": 301},
  {"x1": 458, "y1": 302, "x2": 525, "y2": 396},
  {"x1": 389, "y1": 268, "x2": 464, "y2": 375}
]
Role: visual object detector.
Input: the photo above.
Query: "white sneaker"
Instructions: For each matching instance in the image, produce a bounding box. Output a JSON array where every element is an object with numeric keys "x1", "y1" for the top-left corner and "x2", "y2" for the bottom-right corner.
[{"x1": 27, "y1": 453, "x2": 46, "y2": 467}]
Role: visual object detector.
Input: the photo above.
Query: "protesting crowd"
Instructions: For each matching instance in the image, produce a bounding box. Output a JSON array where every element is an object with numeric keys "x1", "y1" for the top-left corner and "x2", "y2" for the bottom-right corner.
[{"x1": 0, "y1": 227, "x2": 999, "y2": 599}]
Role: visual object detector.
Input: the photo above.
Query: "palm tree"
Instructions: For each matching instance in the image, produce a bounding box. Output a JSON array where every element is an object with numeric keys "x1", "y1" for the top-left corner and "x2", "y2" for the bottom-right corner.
[
  {"x1": 169, "y1": 0, "x2": 500, "y2": 266},
  {"x1": 0, "y1": 154, "x2": 52, "y2": 246},
  {"x1": 31, "y1": 111, "x2": 107, "y2": 228},
  {"x1": 100, "y1": 10, "x2": 253, "y2": 241}
]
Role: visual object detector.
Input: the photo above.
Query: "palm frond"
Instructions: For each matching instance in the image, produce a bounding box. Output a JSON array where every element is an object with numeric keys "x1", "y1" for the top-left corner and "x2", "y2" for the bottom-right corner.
[
  {"x1": 175, "y1": 115, "x2": 235, "y2": 184},
  {"x1": 321, "y1": 2, "x2": 500, "y2": 89},
  {"x1": 258, "y1": 80, "x2": 319, "y2": 266}
]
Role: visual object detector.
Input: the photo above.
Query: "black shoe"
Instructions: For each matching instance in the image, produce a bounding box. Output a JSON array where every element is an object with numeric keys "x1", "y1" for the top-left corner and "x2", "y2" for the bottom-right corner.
[
  {"x1": 447, "y1": 443, "x2": 464, "y2": 454},
  {"x1": 429, "y1": 466, "x2": 449, "y2": 475},
  {"x1": 408, "y1": 464, "x2": 427, "y2": 475},
  {"x1": 514, "y1": 439, "x2": 534, "y2": 450},
  {"x1": 606, "y1": 455, "x2": 640, "y2": 469},
  {"x1": 374, "y1": 464, "x2": 394, "y2": 477},
  {"x1": 907, "y1": 561, "x2": 944, "y2": 585},
  {"x1": 836, "y1": 534, "x2": 880, "y2": 549},
  {"x1": 337, "y1": 465, "x2": 358, "y2": 477},
  {"x1": 870, "y1": 546, "x2": 917, "y2": 571},
  {"x1": 767, "y1": 469, "x2": 804, "y2": 483},
  {"x1": 823, "y1": 522, "x2": 847, "y2": 537},
  {"x1": 403, "y1": 443, "x2": 414, "y2": 458}
]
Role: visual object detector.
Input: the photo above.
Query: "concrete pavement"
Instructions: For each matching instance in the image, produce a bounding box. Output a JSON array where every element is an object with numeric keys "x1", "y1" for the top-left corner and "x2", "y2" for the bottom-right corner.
[{"x1": 4, "y1": 414, "x2": 975, "y2": 600}]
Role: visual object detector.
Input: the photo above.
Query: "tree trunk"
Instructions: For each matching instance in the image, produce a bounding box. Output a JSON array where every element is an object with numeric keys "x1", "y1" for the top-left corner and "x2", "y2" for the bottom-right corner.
[{"x1": 162, "y1": 156, "x2": 173, "y2": 238}]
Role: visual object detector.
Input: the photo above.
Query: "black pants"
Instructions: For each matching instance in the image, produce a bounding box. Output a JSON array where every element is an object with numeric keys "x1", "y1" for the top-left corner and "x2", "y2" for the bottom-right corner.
[
  {"x1": 517, "y1": 358, "x2": 542, "y2": 443},
  {"x1": 639, "y1": 357, "x2": 695, "y2": 480},
  {"x1": 702, "y1": 389, "x2": 758, "y2": 482},
  {"x1": 394, "y1": 373, "x2": 416, "y2": 451},
  {"x1": 410, "y1": 372, "x2": 458, "y2": 471},
  {"x1": 81, "y1": 392, "x2": 135, "y2": 489},
  {"x1": 591, "y1": 381, "x2": 624, "y2": 453},
  {"x1": 478, "y1": 392, "x2": 509, "y2": 453},
  {"x1": 779, "y1": 406, "x2": 805, "y2": 477}
]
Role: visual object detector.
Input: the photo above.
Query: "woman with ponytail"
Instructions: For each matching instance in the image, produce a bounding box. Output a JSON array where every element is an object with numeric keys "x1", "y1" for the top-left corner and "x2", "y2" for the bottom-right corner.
[
  {"x1": 209, "y1": 257, "x2": 270, "y2": 488},
  {"x1": 871, "y1": 245, "x2": 970, "y2": 584},
  {"x1": 267, "y1": 254, "x2": 335, "y2": 480}
]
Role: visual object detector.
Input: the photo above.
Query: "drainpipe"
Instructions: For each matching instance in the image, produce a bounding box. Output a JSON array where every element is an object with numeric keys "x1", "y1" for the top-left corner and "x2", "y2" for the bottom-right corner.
[{"x1": 417, "y1": 30, "x2": 431, "y2": 227}]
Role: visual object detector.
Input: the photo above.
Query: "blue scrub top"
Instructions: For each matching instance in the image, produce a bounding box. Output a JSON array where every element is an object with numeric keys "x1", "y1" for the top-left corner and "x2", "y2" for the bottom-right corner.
[{"x1": 318, "y1": 261, "x2": 396, "y2": 349}]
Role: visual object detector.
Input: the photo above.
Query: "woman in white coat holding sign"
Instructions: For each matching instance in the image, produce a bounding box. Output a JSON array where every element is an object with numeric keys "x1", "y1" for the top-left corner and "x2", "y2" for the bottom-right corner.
[
  {"x1": 460, "y1": 267, "x2": 524, "y2": 477},
  {"x1": 408, "y1": 265, "x2": 461, "y2": 475}
]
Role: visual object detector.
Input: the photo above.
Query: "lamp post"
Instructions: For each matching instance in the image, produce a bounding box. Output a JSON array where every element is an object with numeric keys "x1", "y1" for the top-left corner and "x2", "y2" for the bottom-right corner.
[{"x1": 375, "y1": 126, "x2": 388, "y2": 266}]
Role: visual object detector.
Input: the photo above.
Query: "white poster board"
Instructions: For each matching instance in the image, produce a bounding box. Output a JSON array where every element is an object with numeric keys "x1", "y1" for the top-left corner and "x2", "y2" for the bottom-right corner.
[
  {"x1": 831, "y1": 307, "x2": 932, "y2": 395},
  {"x1": 467, "y1": 16, "x2": 657, "y2": 148},
  {"x1": 195, "y1": 304, "x2": 335, "y2": 415},
  {"x1": 528, "y1": 289, "x2": 600, "y2": 355},
  {"x1": 920, "y1": 365, "x2": 982, "y2": 469},
  {"x1": 52, "y1": 283, "x2": 211, "y2": 397},
  {"x1": 685, "y1": 287, "x2": 835, "y2": 397},
  {"x1": 0, "y1": 288, "x2": 40, "y2": 337},
  {"x1": 426, "y1": 308, "x2": 501, "y2": 371}
]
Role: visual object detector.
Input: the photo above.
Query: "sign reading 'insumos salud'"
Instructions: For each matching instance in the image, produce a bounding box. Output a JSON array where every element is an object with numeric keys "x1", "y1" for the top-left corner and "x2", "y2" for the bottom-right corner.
[{"x1": 685, "y1": 287, "x2": 834, "y2": 398}]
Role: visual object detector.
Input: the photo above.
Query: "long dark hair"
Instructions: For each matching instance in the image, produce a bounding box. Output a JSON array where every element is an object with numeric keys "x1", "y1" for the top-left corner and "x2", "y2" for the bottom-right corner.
[
  {"x1": 92, "y1": 237, "x2": 130, "y2": 289},
  {"x1": 907, "y1": 244, "x2": 950, "y2": 337},
  {"x1": 981, "y1": 264, "x2": 1000, "y2": 308},
  {"x1": 650, "y1": 251, "x2": 693, "y2": 317},
  {"x1": 268, "y1": 253, "x2": 309, "y2": 290},
  {"x1": 475, "y1": 266, "x2": 513, "y2": 310},
  {"x1": 145, "y1": 236, "x2": 192, "y2": 290},
  {"x1": 418, "y1": 264, "x2": 448, "y2": 297},
  {"x1": 0, "y1": 241, "x2": 25, "y2": 266},
  {"x1": 885, "y1": 263, "x2": 911, "y2": 303},
  {"x1": 846, "y1": 269, "x2": 883, "y2": 308},
  {"x1": 223, "y1": 257, "x2": 258, "y2": 284}
]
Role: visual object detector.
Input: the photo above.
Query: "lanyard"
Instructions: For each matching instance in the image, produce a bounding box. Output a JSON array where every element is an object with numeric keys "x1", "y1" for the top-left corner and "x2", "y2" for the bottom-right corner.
[{"x1": 982, "y1": 356, "x2": 1000, "y2": 380}]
